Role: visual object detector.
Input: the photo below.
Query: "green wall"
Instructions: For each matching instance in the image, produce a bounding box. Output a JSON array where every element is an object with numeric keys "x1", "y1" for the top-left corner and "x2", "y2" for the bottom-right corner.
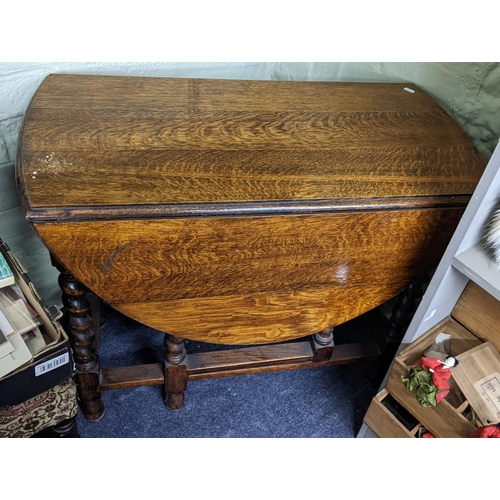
[{"x1": 272, "y1": 62, "x2": 500, "y2": 159}]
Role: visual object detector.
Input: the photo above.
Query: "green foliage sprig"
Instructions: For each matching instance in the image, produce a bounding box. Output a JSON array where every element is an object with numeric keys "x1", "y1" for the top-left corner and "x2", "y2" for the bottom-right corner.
[{"x1": 401, "y1": 365, "x2": 438, "y2": 407}]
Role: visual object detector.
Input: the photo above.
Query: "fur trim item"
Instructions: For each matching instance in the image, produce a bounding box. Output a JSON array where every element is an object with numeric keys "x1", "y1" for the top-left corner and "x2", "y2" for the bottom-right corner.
[{"x1": 481, "y1": 198, "x2": 500, "y2": 265}]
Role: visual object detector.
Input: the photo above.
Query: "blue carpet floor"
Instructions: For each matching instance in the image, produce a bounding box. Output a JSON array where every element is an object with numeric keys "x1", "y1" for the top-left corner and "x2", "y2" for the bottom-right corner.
[{"x1": 76, "y1": 306, "x2": 381, "y2": 438}]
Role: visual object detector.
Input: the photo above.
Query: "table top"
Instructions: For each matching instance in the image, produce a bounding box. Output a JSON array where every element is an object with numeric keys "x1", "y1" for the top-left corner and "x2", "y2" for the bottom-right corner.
[
  {"x1": 18, "y1": 74, "x2": 485, "y2": 222},
  {"x1": 16, "y1": 75, "x2": 488, "y2": 344}
]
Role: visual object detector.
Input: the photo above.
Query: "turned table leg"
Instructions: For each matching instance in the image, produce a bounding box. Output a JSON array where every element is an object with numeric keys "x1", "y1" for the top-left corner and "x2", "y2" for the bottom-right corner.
[
  {"x1": 164, "y1": 334, "x2": 188, "y2": 411},
  {"x1": 366, "y1": 275, "x2": 428, "y2": 386},
  {"x1": 52, "y1": 257, "x2": 105, "y2": 421},
  {"x1": 311, "y1": 327, "x2": 335, "y2": 361}
]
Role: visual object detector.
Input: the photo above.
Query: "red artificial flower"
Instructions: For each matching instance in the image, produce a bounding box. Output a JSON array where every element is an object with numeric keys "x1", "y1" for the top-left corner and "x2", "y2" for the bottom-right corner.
[{"x1": 420, "y1": 357, "x2": 452, "y2": 403}]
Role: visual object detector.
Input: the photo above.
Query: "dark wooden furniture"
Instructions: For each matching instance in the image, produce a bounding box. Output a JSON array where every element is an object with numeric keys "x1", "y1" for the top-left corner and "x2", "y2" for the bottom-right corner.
[{"x1": 17, "y1": 74, "x2": 486, "y2": 420}]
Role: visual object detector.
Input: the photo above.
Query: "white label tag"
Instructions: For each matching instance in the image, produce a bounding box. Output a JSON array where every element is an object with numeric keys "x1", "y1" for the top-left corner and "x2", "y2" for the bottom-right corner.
[{"x1": 34, "y1": 352, "x2": 69, "y2": 377}]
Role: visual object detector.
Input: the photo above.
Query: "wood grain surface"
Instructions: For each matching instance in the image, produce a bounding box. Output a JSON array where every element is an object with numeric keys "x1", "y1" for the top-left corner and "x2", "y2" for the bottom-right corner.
[
  {"x1": 396, "y1": 316, "x2": 483, "y2": 368},
  {"x1": 452, "y1": 280, "x2": 500, "y2": 353},
  {"x1": 26, "y1": 76, "x2": 460, "y2": 113},
  {"x1": 39, "y1": 208, "x2": 462, "y2": 344},
  {"x1": 17, "y1": 75, "x2": 486, "y2": 345},
  {"x1": 387, "y1": 361, "x2": 477, "y2": 438},
  {"x1": 18, "y1": 75, "x2": 486, "y2": 214},
  {"x1": 363, "y1": 390, "x2": 416, "y2": 438}
]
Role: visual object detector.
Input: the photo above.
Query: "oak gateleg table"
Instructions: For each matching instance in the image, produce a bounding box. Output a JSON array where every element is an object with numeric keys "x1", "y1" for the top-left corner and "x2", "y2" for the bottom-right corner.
[{"x1": 16, "y1": 74, "x2": 486, "y2": 420}]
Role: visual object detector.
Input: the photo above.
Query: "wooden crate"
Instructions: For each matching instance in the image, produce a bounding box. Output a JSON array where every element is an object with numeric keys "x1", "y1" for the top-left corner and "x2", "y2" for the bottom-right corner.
[
  {"x1": 365, "y1": 281, "x2": 500, "y2": 438},
  {"x1": 383, "y1": 317, "x2": 482, "y2": 437},
  {"x1": 364, "y1": 389, "x2": 420, "y2": 438},
  {"x1": 396, "y1": 315, "x2": 482, "y2": 367},
  {"x1": 452, "y1": 280, "x2": 500, "y2": 352}
]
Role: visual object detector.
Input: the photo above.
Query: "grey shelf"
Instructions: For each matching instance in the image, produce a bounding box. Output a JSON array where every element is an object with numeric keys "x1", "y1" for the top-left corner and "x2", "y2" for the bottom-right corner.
[{"x1": 452, "y1": 243, "x2": 500, "y2": 303}]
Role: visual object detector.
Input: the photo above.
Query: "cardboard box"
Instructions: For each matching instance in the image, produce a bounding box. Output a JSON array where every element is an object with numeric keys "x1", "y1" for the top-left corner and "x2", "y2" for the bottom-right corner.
[{"x1": 0, "y1": 239, "x2": 74, "y2": 406}]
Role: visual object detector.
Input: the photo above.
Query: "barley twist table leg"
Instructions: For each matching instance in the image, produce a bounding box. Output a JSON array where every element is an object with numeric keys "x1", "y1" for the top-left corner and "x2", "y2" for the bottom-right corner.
[
  {"x1": 52, "y1": 257, "x2": 105, "y2": 421},
  {"x1": 366, "y1": 275, "x2": 429, "y2": 386}
]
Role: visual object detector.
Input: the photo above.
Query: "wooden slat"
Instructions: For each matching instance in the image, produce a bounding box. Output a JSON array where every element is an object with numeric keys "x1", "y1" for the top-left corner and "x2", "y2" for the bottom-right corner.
[
  {"x1": 100, "y1": 363, "x2": 164, "y2": 390},
  {"x1": 24, "y1": 108, "x2": 470, "y2": 152},
  {"x1": 395, "y1": 316, "x2": 483, "y2": 368},
  {"x1": 187, "y1": 341, "x2": 380, "y2": 379},
  {"x1": 100, "y1": 341, "x2": 380, "y2": 389},
  {"x1": 327, "y1": 341, "x2": 381, "y2": 363},
  {"x1": 453, "y1": 342, "x2": 500, "y2": 425},
  {"x1": 187, "y1": 342, "x2": 313, "y2": 373},
  {"x1": 20, "y1": 148, "x2": 484, "y2": 208},
  {"x1": 30, "y1": 76, "x2": 447, "y2": 113},
  {"x1": 452, "y1": 280, "x2": 500, "y2": 353}
]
